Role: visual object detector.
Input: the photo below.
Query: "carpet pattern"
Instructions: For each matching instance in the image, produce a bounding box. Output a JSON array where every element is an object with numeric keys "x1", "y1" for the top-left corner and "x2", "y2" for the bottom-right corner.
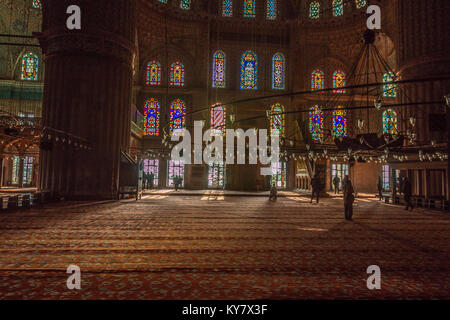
[{"x1": 0, "y1": 194, "x2": 449, "y2": 299}]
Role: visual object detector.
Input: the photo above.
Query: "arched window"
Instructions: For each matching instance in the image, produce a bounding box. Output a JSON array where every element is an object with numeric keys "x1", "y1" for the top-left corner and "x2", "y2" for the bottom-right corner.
[
  {"x1": 270, "y1": 103, "x2": 285, "y2": 137},
  {"x1": 169, "y1": 99, "x2": 187, "y2": 135},
  {"x1": 333, "y1": 70, "x2": 346, "y2": 93},
  {"x1": 309, "y1": 105, "x2": 324, "y2": 142},
  {"x1": 21, "y1": 53, "x2": 39, "y2": 81},
  {"x1": 382, "y1": 109, "x2": 398, "y2": 135},
  {"x1": 243, "y1": 0, "x2": 256, "y2": 18},
  {"x1": 146, "y1": 61, "x2": 161, "y2": 86},
  {"x1": 169, "y1": 62, "x2": 185, "y2": 87},
  {"x1": 272, "y1": 53, "x2": 285, "y2": 90},
  {"x1": 222, "y1": 0, "x2": 232, "y2": 17},
  {"x1": 212, "y1": 50, "x2": 226, "y2": 88},
  {"x1": 144, "y1": 98, "x2": 161, "y2": 136},
  {"x1": 383, "y1": 72, "x2": 397, "y2": 98},
  {"x1": 356, "y1": 0, "x2": 367, "y2": 9},
  {"x1": 333, "y1": 0, "x2": 343, "y2": 17},
  {"x1": 311, "y1": 69, "x2": 324, "y2": 91},
  {"x1": 309, "y1": 1, "x2": 320, "y2": 19},
  {"x1": 180, "y1": 0, "x2": 191, "y2": 10},
  {"x1": 266, "y1": 0, "x2": 277, "y2": 20},
  {"x1": 333, "y1": 106, "x2": 347, "y2": 137},
  {"x1": 240, "y1": 51, "x2": 258, "y2": 90},
  {"x1": 211, "y1": 104, "x2": 226, "y2": 136},
  {"x1": 32, "y1": 0, "x2": 41, "y2": 9}
]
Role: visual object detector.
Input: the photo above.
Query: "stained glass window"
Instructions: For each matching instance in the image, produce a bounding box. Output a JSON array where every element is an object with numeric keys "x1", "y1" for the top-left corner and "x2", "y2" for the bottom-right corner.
[
  {"x1": 212, "y1": 50, "x2": 226, "y2": 88},
  {"x1": 208, "y1": 162, "x2": 225, "y2": 188},
  {"x1": 144, "y1": 98, "x2": 160, "y2": 136},
  {"x1": 243, "y1": 0, "x2": 256, "y2": 18},
  {"x1": 144, "y1": 159, "x2": 159, "y2": 186},
  {"x1": 309, "y1": 1, "x2": 320, "y2": 19},
  {"x1": 169, "y1": 99, "x2": 187, "y2": 135},
  {"x1": 382, "y1": 109, "x2": 398, "y2": 135},
  {"x1": 167, "y1": 160, "x2": 185, "y2": 187},
  {"x1": 211, "y1": 105, "x2": 226, "y2": 136},
  {"x1": 311, "y1": 69, "x2": 324, "y2": 91},
  {"x1": 332, "y1": 106, "x2": 347, "y2": 138},
  {"x1": 333, "y1": 70, "x2": 346, "y2": 93},
  {"x1": 222, "y1": 0, "x2": 232, "y2": 17},
  {"x1": 146, "y1": 61, "x2": 161, "y2": 86},
  {"x1": 21, "y1": 53, "x2": 39, "y2": 81},
  {"x1": 272, "y1": 53, "x2": 285, "y2": 90},
  {"x1": 383, "y1": 72, "x2": 397, "y2": 98},
  {"x1": 270, "y1": 104, "x2": 285, "y2": 137},
  {"x1": 159, "y1": 0, "x2": 167, "y2": 3},
  {"x1": 309, "y1": 105, "x2": 324, "y2": 142},
  {"x1": 12, "y1": 156, "x2": 20, "y2": 185},
  {"x1": 240, "y1": 51, "x2": 258, "y2": 90},
  {"x1": 32, "y1": 0, "x2": 41, "y2": 9},
  {"x1": 271, "y1": 162, "x2": 286, "y2": 188},
  {"x1": 356, "y1": 0, "x2": 367, "y2": 9},
  {"x1": 170, "y1": 62, "x2": 185, "y2": 87},
  {"x1": 266, "y1": 0, "x2": 277, "y2": 20},
  {"x1": 333, "y1": 0, "x2": 343, "y2": 17},
  {"x1": 180, "y1": 0, "x2": 191, "y2": 10}
]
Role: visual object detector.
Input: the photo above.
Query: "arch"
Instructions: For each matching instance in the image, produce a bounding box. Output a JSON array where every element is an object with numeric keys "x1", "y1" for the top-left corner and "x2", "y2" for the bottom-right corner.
[
  {"x1": 270, "y1": 103, "x2": 285, "y2": 138},
  {"x1": 144, "y1": 98, "x2": 160, "y2": 136},
  {"x1": 333, "y1": 106, "x2": 347, "y2": 137},
  {"x1": 272, "y1": 53, "x2": 285, "y2": 90},
  {"x1": 21, "y1": 53, "x2": 39, "y2": 81},
  {"x1": 240, "y1": 51, "x2": 258, "y2": 90},
  {"x1": 146, "y1": 61, "x2": 161, "y2": 86},
  {"x1": 333, "y1": 70, "x2": 346, "y2": 93},
  {"x1": 309, "y1": 105, "x2": 324, "y2": 142},
  {"x1": 311, "y1": 69, "x2": 324, "y2": 91},
  {"x1": 212, "y1": 50, "x2": 226, "y2": 88},
  {"x1": 170, "y1": 62, "x2": 185, "y2": 87},
  {"x1": 382, "y1": 109, "x2": 398, "y2": 135},
  {"x1": 170, "y1": 99, "x2": 187, "y2": 135}
]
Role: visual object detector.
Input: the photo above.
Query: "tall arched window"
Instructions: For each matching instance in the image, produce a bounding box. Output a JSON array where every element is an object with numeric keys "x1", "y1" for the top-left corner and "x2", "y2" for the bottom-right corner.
[
  {"x1": 311, "y1": 69, "x2": 324, "y2": 91},
  {"x1": 21, "y1": 53, "x2": 39, "y2": 81},
  {"x1": 356, "y1": 0, "x2": 367, "y2": 9},
  {"x1": 32, "y1": 0, "x2": 41, "y2": 9},
  {"x1": 222, "y1": 0, "x2": 232, "y2": 16},
  {"x1": 243, "y1": 0, "x2": 256, "y2": 18},
  {"x1": 309, "y1": 105, "x2": 324, "y2": 142},
  {"x1": 170, "y1": 99, "x2": 187, "y2": 135},
  {"x1": 272, "y1": 53, "x2": 285, "y2": 90},
  {"x1": 146, "y1": 61, "x2": 161, "y2": 86},
  {"x1": 212, "y1": 50, "x2": 226, "y2": 88},
  {"x1": 333, "y1": 70, "x2": 346, "y2": 93},
  {"x1": 333, "y1": 106, "x2": 347, "y2": 138},
  {"x1": 383, "y1": 72, "x2": 397, "y2": 98},
  {"x1": 240, "y1": 51, "x2": 258, "y2": 90},
  {"x1": 309, "y1": 1, "x2": 320, "y2": 19},
  {"x1": 169, "y1": 62, "x2": 185, "y2": 87},
  {"x1": 270, "y1": 103, "x2": 285, "y2": 137},
  {"x1": 266, "y1": 0, "x2": 277, "y2": 20},
  {"x1": 144, "y1": 98, "x2": 161, "y2": 136},
  {"x1": 211, "y1": 104, "x2": 226, "y2": 136},
  {"x1": 180, "y1": 0, "x2": 191, "y2": 10},
  {"x1": 333, "y1": 0, "x2": 343, "y2": 17},
  {"x1": 382, "y1": 109, "x2": 398, "y2": 135}
]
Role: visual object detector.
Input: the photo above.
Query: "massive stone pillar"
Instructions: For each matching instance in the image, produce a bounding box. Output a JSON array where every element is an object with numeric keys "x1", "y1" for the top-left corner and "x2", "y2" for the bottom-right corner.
[
  {"x1": 395, "y1": 0, "x2": 450, "y2": 199},
  {"x1": 37, "y1": 0, "x2": 136, "y2": 199}
]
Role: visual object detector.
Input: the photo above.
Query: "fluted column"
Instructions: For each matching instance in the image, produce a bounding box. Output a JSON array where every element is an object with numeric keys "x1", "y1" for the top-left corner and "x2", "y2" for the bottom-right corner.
[
  {"x1": 396, "y1": 0, "x2": 450, "y2": 199},
  {"x1": 38, "y1": 0, "x2": 136, "y2": 199}
]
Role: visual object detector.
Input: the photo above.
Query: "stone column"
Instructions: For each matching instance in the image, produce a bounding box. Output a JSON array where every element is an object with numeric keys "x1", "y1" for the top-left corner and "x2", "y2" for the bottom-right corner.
[
  {"x1": 396, "y1": 0, "x2": 450, "y2": 199},
  {"x1": 37, "y1": 0, "x2": 136, "y2": 199}
]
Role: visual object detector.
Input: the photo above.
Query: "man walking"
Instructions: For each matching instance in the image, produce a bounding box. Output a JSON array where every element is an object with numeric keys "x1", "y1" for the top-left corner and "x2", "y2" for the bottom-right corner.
[
  {"x1": 333, "y1": 175, "x2": 340, "y2": 194},
  {"x1": 343, "y1": 175, "x2": 355, "y2": 220},
  {"x1": 403, "y1": 177, "x2": 414, "y2": 211},
  {"x1": 310, "y1": 173, "x2": 321, "y2": 204}
]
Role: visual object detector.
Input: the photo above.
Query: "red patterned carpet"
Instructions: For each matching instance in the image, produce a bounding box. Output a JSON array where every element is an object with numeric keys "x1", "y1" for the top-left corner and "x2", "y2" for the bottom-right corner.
[{"x1": 0, "y1": 194, "x2": 448, "y2": 300}]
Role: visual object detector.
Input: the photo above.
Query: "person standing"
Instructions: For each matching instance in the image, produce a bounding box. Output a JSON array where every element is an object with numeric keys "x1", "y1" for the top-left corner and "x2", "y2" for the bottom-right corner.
[
  {"x1": 377, "y1": 176, "x2": 383, "y2": 200},
  {"x1": 310, "y1": 173, "x2": 321, "y2": 204},
  {"x1": 269, "y1": 183, "x2": 278, "y2": 201},
  {"x1": 343, "y1": 176, "x2": 355, "y2": 220},
  {"x1": 142, "y1": 172, "x2": 148, "y2": 190},
  {"x1": 403, "y1": 177, "x2": 413, "y2": 211},
  {"x1": 333, "y1": 176, "x2": 340, "y2": 194}
]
